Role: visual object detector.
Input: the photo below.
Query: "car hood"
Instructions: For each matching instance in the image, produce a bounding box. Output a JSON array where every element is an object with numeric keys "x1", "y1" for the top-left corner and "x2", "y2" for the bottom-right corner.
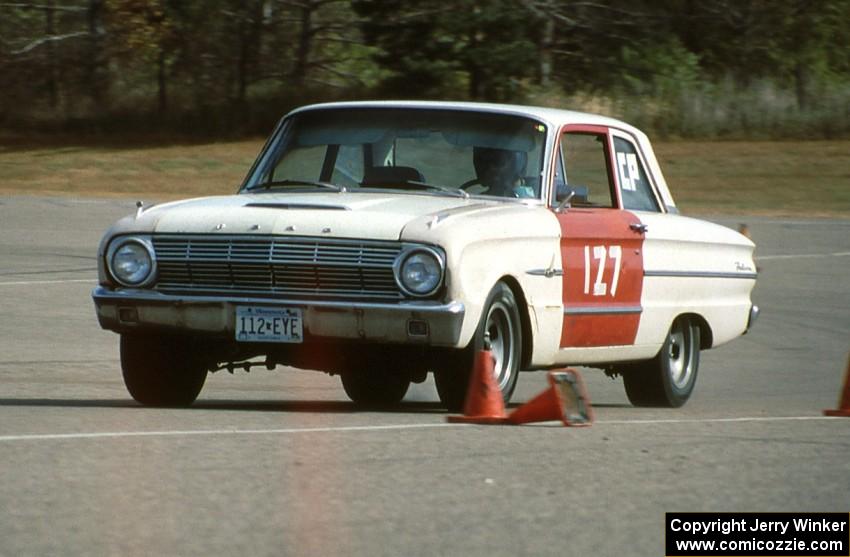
[{"x1": 124, "y1": 192, "x2": 513, "y2": 241}]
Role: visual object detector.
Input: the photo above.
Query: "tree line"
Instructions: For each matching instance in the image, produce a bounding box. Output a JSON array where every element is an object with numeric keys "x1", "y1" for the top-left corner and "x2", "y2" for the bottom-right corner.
[{"x1": 2, "y1": 0, "x2": 849, "y2": 138}]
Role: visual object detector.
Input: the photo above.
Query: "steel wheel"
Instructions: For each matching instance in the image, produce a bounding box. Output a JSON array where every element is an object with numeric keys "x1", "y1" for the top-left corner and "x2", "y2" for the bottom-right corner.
[
  {"x1": 623, "y1": 316, "x2": 701, "y2": 407},
  {"x1": 486, "y1": 298, "x2": 518, "y2": 394},
  {"x1": 667, "y1": 318, "x2": 697, "y2": 391},
  {"x1": 434, "y1": 282, "x2": 522, "y2": 411}
]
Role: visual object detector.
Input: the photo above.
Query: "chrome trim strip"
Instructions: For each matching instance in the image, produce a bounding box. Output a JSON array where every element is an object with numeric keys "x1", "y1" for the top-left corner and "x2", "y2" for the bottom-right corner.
[
  {"x1": 151, "y1": 232, "x2": 403, "y2": 255},
  {"x1": 92, "y1": 286, "x2": 464, "y2": 314},
  {"x1": 243, "y1": 202, "x2": 351, "y2": 211},
  {"x1": 563, "y1": 305, "x2": 642, "y2": 316},
  {"x1": 526, "y1": 268, "x2": 564, "y2": 278},
  {"x1": 644, "y1": 270, "x2": 758, "y2": 280}
]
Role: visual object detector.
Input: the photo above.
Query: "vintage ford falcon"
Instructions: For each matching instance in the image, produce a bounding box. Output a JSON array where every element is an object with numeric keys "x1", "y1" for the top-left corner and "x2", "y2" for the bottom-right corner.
[{"x1": 93, "y1": 101, "x2": 758, "y2": 409}]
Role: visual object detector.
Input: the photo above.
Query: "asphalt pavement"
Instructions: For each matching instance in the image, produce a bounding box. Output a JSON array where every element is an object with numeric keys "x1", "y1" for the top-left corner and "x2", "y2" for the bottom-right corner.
[{"x1": 1, "y1": 196, "x2": 848, "y2": 557}]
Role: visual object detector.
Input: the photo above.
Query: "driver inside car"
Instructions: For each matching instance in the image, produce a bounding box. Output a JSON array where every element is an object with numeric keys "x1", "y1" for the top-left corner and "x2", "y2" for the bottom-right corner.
[{"x1": 472, "y1": 146, "x2": 535, "y2": 198}]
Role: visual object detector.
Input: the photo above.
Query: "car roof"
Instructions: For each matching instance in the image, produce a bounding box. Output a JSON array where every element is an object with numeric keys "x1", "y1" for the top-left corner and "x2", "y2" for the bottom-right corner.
[{"x1": 287, "y1": 100, "x2": 641, "y2": 134}]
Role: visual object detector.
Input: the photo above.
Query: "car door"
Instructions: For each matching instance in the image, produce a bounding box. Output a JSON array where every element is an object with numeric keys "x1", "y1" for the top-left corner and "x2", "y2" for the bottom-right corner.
[{"x1": 552, "y1": 125, "x2": 646, "y2": 348}]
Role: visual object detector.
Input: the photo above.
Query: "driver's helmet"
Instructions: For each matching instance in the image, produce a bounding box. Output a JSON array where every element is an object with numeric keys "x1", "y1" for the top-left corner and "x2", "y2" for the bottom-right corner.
[{"x1": 473, "y1": 147, "x2": 528, "y2": 195}]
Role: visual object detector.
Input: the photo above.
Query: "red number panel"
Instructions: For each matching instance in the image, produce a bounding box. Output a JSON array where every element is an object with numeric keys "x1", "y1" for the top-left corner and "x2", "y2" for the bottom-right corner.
[{"x1": 557, "y1": 208, "x2": 644, "y2": 347}]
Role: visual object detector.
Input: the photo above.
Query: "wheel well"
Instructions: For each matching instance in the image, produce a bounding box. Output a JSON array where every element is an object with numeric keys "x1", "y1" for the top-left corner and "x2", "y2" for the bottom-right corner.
[
  {"x1": 499, "y1": 276, "x2": 533, "y2": 369},
  {"x1": 680, "y1": 313, "x2": 713, "y2": 350}
]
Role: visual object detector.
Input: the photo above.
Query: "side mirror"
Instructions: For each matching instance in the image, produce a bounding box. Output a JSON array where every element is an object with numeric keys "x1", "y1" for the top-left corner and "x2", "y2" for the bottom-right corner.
[
  {"x1": 555, "y1": 185, "x2": 589, "y2": 212},
  {"x1": 555, "y1": 189, "x2": 575, "y2": 213}
]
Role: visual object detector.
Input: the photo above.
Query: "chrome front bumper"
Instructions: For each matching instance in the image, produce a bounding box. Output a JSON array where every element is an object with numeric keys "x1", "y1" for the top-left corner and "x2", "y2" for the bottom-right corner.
[{"x1": 92, "y1": 287, "x2": 466, "y2": 346}]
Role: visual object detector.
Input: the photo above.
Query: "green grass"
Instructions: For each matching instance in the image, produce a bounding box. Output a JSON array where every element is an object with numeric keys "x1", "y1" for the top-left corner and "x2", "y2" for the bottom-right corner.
[
  {"x1": 654, "y1": 141, "x2": 850, "y2": 216},
  {"x1": 1, "y1": 138, "x2": 848, "y2": 216},
  {"x1": 0, "y1": 140, "x2": 261, "y2": 198}
]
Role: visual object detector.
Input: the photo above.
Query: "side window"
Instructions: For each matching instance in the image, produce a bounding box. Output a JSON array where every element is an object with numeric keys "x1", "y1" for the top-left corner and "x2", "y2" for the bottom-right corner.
[
  {"x1": 555, "y1": 132, "x2": 614, "y2": 208},
  {"x1": 613, "y1": 137, "x2": 660, "y2": 212}
]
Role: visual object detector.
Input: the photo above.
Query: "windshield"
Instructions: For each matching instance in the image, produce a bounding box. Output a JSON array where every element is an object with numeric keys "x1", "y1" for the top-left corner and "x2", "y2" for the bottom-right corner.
[{"x1": 242, "y1": 107, "x2": 548, "y2": 200}]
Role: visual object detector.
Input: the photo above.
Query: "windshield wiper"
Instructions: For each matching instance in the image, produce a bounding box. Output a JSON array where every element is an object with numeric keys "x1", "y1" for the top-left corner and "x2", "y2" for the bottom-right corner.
[
  {"x1": 406, "y1": 181, "x2": 470, "y2": 199},
  {"x1": 249, "y1": 178, "x2": 468, "y2": 198},
  {"x1": 248, "y1": 179, "x2": 347, "y2": 193}
]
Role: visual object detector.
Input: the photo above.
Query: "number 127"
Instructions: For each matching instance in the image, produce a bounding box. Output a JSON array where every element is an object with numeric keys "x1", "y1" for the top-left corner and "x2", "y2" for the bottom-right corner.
[{"x1": 583, "y1": 245, "x2": 622, "y2": 297}]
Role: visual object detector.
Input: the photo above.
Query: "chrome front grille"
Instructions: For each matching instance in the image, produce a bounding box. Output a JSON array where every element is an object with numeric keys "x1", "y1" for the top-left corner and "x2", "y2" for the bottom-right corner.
[{"x1": 152, "y1": 235, "x2": 403, "y2": 300}]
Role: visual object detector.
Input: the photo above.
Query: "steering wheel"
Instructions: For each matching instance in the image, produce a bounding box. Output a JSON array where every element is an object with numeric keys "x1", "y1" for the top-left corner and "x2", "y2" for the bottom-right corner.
[{"x1": 459, "y1": 178, "x2": 483, "y2": 190}]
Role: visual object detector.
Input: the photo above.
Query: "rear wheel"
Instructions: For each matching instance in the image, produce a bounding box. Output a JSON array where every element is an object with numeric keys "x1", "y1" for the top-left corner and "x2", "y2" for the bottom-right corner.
[
  {"x1": 120, "y1": 334, "x2": 208, "y2": 407},
  {"x1": 623, "y1": 317, "x2": 700, "y2": 407},
  {"x1": 434, "y1": 282, "x2": 522, "y2": 411}
]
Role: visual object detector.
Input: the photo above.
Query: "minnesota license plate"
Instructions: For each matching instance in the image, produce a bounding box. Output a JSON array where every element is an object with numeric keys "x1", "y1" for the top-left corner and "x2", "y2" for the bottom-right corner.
[{"x1": 235, "y1": 306, "x2": 303, "y2": 343}]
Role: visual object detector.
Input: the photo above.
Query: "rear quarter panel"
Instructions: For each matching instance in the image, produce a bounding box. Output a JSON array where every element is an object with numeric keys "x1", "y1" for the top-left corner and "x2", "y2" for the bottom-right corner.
[{"x1": 636, "y1": 212, "x2": 757, "y2": 349}]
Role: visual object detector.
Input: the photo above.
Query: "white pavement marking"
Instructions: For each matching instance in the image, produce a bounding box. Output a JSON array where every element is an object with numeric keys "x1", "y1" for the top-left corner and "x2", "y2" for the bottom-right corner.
[
  {"x1": 0, "y1": 423, "x2": 463, "y2": 443},
  {"x1": 596, "y1": 416, "x2": 840, "y2": 425},
  {"x1": 0, "y1": 416, "x2": 842, "y2": 443},
  {"x1": 756, "y1": 251, "x2": 850, "y2": 261},
  {"x1": 0, "y1": 278, "x2": 92, "y2": 286}
]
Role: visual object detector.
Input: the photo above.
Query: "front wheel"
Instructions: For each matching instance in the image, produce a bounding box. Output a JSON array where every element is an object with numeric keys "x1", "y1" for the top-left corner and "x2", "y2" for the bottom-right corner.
[
  {"x1": 120, "y1": 334, "x2": 208, "y2": 407},
  {"x1": 623, "y1": 317, "x2": 700, "y2": 407},
  {"x1": 434, "y1": 282, "x2": 522, "y2": 411}
]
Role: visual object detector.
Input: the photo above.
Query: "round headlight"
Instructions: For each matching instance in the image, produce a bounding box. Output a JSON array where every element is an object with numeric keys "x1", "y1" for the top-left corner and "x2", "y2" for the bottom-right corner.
[
  {"x1": 109, "y1": 239, "x2": 154, "y2": 286},
  {"x1": 398, "y1": 249, "x2": 443, "y2": 296}
]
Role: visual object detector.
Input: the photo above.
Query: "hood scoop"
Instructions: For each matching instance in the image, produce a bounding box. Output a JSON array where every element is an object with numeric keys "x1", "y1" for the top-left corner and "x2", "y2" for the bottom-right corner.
[{"x1": 245, "y1": 202, "x2": 350, "y2": 211}]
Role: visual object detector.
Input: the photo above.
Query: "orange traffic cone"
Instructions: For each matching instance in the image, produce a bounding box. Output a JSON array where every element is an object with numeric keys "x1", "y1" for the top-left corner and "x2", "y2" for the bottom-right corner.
[
  {"x1": 824, "y1": 354, "x2": 850, "y2": 417},
  {"x1": 507, "y1": 369, "x2": 593, "y2": 426},
  {"x1": 447, "y1": 344, "x2": 508, "y2": 425}
]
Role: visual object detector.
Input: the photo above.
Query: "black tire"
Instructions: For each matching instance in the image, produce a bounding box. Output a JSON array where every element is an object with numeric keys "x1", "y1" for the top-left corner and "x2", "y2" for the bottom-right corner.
[
  {"x1": 340, "y1": 367, "x2": 410, "y2": 407},
  {"x1": 434, "y1": 282, "x2": 522, "y2": 411},
  {"x1": 120, "y1": 334, "x2": 208, "y2": 407},
  {"x1": 623, "y1": 317, "x2": 700, "y2": 408}
]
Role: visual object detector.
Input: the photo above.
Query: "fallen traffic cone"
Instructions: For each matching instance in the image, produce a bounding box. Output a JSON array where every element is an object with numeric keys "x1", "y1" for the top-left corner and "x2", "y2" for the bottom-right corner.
[
  {"x1": 824, "y1": 354, "x2": 850, "y2": 417},
  {"x1": 447, "y1": 343, "x2": 508, "y2": 425},
  {"x1": 507, "y1": 369, "x2": 593, "y2": 426}
]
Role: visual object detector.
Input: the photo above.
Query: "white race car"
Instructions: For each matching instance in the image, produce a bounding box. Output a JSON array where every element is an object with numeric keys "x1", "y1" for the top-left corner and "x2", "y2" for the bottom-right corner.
[{"x1": 93, "y1": 101, "x2": 758, "y2": 409}]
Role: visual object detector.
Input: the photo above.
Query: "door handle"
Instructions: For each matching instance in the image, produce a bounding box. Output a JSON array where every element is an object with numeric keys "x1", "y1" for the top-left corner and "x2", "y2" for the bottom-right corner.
[{"x1": 630, "y1": 223, "x2": 648, "y2": 234}]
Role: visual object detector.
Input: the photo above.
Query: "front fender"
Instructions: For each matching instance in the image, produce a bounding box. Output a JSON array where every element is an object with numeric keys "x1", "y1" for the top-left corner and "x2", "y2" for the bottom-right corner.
[{"x1": 401, "y1": 203, "x2": 564, "y2": 361}]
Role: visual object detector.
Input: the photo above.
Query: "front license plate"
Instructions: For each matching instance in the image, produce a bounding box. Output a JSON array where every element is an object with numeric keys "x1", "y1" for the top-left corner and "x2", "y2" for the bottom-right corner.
[{"x1": 235, "y1": 306, "x2": 303, "y2": 343}]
